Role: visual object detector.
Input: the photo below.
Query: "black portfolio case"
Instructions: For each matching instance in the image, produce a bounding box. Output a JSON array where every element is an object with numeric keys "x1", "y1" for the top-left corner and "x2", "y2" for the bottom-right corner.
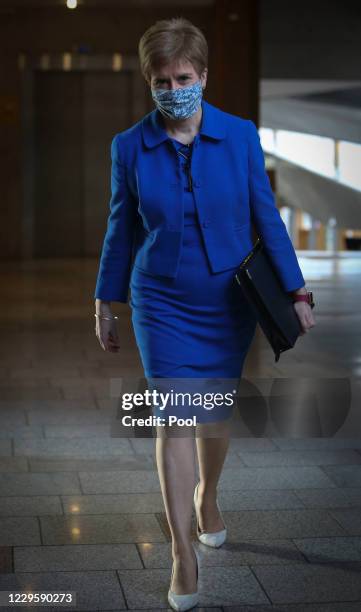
[{"x1": 234, "y1": 237, "x2": 303, "y2": 362}]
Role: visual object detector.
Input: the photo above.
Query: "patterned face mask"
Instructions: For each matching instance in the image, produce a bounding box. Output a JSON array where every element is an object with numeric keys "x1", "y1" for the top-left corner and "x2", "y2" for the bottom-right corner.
[{"x1": 151, "y1": 79, "x2": 203, "y2": 120}]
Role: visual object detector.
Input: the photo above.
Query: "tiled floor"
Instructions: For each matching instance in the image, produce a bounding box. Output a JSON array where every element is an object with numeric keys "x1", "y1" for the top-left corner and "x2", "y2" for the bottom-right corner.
[{"x1": 0, "y1": 252, "x2": 360, "y2": 611}]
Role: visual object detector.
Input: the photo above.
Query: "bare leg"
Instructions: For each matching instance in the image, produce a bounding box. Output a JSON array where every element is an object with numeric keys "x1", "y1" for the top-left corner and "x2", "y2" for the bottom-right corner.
[
  {"x1": 195, "y1": 419, "x2": 231, "y2": 532},
  {"x1": 155, "y1": 425, "x2": 198, "y2": 594}
]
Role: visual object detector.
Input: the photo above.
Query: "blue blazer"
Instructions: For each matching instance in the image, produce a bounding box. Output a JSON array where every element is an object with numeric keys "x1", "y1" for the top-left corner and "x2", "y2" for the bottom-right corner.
[{"x1": 94, "y1": 99, "x2": 305, "y2": 303}]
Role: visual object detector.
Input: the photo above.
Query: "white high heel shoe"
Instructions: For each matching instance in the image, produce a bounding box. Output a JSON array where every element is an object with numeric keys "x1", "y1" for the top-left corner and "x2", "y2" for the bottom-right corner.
[
  {"x1": 167, "y1": 544, "x2": 199, "y2": 612},
  {"x1": 193, "y1": 481, "x2": 227, "y2": 548}
]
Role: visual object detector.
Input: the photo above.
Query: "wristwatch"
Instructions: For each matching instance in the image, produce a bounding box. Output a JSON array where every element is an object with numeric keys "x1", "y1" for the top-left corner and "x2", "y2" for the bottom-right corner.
[{"x1": 293, "y1": 291, "x2": 315, "y2": 309}]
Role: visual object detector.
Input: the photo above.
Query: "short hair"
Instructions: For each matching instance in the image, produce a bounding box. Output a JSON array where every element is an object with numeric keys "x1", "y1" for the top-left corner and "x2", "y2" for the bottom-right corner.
[{"x1": 138, "y1": 17, "x2": 208, "y2": 85}]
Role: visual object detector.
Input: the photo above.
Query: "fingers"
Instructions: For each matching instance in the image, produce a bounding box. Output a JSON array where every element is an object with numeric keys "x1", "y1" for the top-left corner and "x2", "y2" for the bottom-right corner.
[
  {"x1": 95, "y1": 322, "x2": 119, "y2": 352},
  {"x1": 107, "y1": 333, "x2": 120, "y2": 352},
  {"x1": 101, "y1": 333, "x2": 119, "y2": 352},
  {"x1": 294, "y1": 302, "x2": 316, "y2": 335},
  {"x1": 100, "y1": 333, "x2": 120, "y2": 352},
  {"x1": 300, "y1": 320, "x2": 312, "y2": 333},
  {"x1": 302, "y1": 316, "x2": 316, "y2": 333},
  {"x1": 99, "y1": 337, "x2": 107, "y2": 351},
  {"x1": 108, "y1": 330, "x2": 120, "y2": 350},
  {"x1": 304, "y1": 312, "x2": 316, "y2": 332}
]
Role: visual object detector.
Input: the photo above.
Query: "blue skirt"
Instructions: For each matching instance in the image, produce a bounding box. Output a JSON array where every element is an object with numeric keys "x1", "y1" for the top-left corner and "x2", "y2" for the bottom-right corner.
[{"x1": 129, "y1": 138, "x2": 257, "y2": 424}]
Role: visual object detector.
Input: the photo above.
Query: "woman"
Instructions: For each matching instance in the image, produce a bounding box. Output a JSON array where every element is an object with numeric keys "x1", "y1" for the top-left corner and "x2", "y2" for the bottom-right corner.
[{"x1": 94, "y1": 17, "x2": 316, "y2": 611}]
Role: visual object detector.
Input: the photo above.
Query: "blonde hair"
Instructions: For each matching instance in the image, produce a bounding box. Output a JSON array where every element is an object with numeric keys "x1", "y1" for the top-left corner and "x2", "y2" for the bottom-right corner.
[{"x1": 138, "y1": 17, "x2": 208, "y2": 84}]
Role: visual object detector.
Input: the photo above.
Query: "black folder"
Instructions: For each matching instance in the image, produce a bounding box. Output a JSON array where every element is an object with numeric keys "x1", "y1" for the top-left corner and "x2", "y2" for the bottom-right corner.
[{"x1": 234, "y1": 237, "x2": 303, "y2": 362}]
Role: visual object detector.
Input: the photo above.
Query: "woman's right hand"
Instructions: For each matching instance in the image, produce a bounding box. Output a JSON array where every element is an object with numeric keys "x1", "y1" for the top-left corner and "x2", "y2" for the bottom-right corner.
[{"x1": 95, "y1": 301, "x2": 120, "y2": 353}]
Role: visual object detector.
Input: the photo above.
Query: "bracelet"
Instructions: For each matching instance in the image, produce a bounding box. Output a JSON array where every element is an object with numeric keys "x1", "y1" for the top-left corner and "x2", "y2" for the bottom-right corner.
[
  {"x1": 94, "y1": 313, "x2": 119, "y2": 321},
  {"x1": 293, "y1": 291, "x2": 315, "y2": 309}
]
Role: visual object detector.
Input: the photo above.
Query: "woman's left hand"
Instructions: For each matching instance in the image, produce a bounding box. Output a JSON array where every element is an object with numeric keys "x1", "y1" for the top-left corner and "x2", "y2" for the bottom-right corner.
[{"x1": 293, "y1": 302, "x2": 316, "y2": 335}]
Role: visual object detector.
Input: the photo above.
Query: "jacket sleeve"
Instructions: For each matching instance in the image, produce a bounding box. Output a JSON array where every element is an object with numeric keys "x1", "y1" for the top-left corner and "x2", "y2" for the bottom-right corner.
[
  {"x1": 94, "y1": 134, "x2": 138, "y2": 303},
  {"x1": 246, "y1": 119, "x2": 305, "y2": 293}
]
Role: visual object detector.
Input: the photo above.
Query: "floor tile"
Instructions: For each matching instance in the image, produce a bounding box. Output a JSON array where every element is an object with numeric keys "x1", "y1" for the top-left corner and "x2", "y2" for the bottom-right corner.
[
  {"x1": 0, "y1": 472, "x2": 81, "y2": 496},
  {"x1": 293, "y1": 536, "x2": 361, "y2": 562},
  {"x1": 0, "y1": 425, "x2": 44, "y2": 439},
  {"x1": 272, "y1": 438, "x2": 361, "y2": 451},
  {"x1": 218, "y1": 490, "x2": 304, "y2": 511},
  {"x1": 78, "y1": 469, "x2": 160, "y2": 494},
  {"x1": 294, "y1": 488, "x2": 361, "y2": 508},
  {"x1": 29, "y1": 454, "x2": 155, "y2": 472},
  {"x1": 252, "y1": 564, "x2": 361, "y2": 604},
  {"x1": 0, "y1": 440, "x2": 12, "y2": 457},
  {"x1": 219, "y1": 467, "x2": 336, "y2": 490},
  {"x1": 40, "y1": 514, "x2": 166, "y2": 545},
  {"x1": 14, "y1": 437, "x2": 133, "y2": 458},
  {"x1": 220, "y1": 510, "x2": 346, "y2": 539},
  {"x1": 0, "y1": 495, "x2": 62, "y2": 517},
  {"x1": 14, "y1": 543, "x2": 142, "y2": 571},
  {"x1": 239, "y1": 450, "x2": 361, "y2": 467},
  {"x1": 224, "y1": 603, "x2": 361, "y2": 611},
  {"x1": 0, "y1": 458, "x2": 28, "y2": 472},
  {"x1": 0, "y1": 547, "x2": 12, "y2": 573},
  {"x1": 0, "y1": 517, "x2": 40, "y2": 546},
  {"x1": 0, "y1": 386, "x2": 63, "y2": 400},
  {"x1": 322, "y1": 465, "x2": 361, "y2": 487},
  {"x1": 43, "y1": 424, "x2": 113, "y2": 438},
  {"x1": 62, "y1": 492, "x2": 165, "y2": 514},
  {"x1": 229, "y1": 439, "x2": 278, "y2": 452},
  {"x1": 329, "y1": 509, "x2": 361, "y2": 535},
  {"x1": 0, "y1": 408, "x2": 27, "y2": 426}
]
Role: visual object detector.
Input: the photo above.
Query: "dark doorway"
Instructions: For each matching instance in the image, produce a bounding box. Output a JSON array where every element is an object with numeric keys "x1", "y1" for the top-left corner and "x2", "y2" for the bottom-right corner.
[{"x1": 33, "y1": 70, "x2": 132, "y2": 256}]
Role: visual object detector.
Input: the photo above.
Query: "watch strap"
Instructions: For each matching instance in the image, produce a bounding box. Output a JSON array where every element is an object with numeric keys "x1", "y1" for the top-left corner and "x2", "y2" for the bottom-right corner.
[{"x1": 293, "y1": 291, "x2": 314, "y2": 309}]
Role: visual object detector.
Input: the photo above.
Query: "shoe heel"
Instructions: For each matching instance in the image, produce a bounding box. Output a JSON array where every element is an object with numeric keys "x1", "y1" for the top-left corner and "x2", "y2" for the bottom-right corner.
[
  {"x1": 167, "y1": 543, "x2": 199, "y2": 612},
  {"x1": 193, "y1": 482, "x2": 202, "y2": 538},
  {"x1": 194, "y1": 545, "x2": 200, "y2": 582},
  {"x1": 193, "y1": 481, "x2": 227, "y2": 548}
]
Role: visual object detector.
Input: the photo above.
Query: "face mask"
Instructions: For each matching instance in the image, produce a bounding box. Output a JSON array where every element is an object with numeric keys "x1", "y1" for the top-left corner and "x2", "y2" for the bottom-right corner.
[{"x1": 151, "y1": 79, "x2": 203, "y2": 120}]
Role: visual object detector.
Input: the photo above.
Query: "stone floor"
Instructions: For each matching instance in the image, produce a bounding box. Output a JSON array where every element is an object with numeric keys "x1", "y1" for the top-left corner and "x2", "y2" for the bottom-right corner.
[{"x1": 0, "y1": 252, "x2": 360, "y2": 611}]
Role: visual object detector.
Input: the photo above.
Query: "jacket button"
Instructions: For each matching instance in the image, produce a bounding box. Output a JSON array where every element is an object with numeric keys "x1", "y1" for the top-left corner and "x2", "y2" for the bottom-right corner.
[{"x1": 202, "y1": 220, "x2": 210, "y2": 228}]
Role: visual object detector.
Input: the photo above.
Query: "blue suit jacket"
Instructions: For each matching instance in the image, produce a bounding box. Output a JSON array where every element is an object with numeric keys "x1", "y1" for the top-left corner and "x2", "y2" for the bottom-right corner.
[{"x1": 94, "y1": 99, "x2": 305, "y2": 303}]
